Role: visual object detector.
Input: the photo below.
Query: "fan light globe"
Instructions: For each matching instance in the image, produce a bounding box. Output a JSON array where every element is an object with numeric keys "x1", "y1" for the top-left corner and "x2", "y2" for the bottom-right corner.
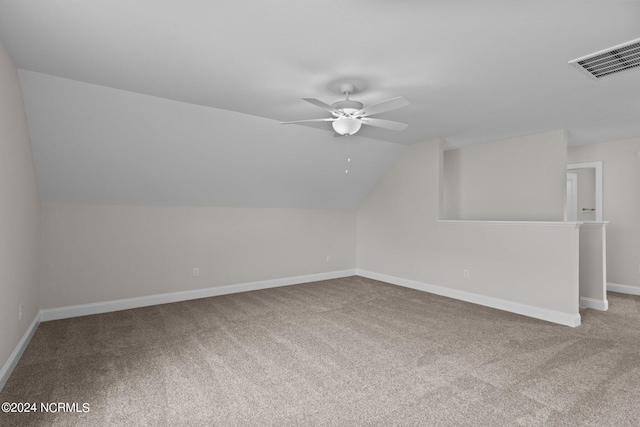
[{"x1": 332, "y1": 118, "x2": 362, "y2": 136}]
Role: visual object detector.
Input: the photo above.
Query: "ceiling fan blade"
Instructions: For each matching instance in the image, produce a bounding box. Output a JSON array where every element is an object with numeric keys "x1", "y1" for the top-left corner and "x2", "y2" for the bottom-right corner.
[
  {"x1": 355, "y1": 96, "x2": 409, "y2": 117},
  {"x1": 359, "y1": 117, "x2": 409, "y2": 131},
  {"x1": 302, "y1": 98, "x2": 341, "y2": 115},
  {"x1": 281, "y1": 118, "x2": 336, "y2": 125}
]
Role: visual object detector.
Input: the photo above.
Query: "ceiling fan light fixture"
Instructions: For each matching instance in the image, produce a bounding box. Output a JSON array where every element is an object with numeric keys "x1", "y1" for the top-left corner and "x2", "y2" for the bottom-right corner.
[
  {"x1": 332, "y1": 118, "x2": 362, "y2": 135},
  {"x1": 281, "y1": 85, "x2": 409, "y2": 135}
]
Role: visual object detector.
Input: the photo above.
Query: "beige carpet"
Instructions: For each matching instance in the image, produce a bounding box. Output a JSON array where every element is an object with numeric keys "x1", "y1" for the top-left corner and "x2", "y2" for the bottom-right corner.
[{"x1": 1, "y1": 276, "x2": 639, "y2": 426}]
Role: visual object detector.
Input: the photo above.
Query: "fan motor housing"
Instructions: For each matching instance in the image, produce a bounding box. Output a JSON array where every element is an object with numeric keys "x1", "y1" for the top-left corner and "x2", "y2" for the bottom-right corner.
[{"x1": 332, "y1": 99, "x2": 363, "y2": 114}]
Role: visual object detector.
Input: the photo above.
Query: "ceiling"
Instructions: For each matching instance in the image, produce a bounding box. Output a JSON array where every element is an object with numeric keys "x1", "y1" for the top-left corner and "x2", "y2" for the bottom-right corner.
[{"x1": 0, "y1": 0, "x2": 639, "y2": 208}]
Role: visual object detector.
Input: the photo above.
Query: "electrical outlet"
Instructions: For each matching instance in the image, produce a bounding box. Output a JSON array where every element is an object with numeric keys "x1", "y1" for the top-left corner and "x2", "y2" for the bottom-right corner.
[
  {"x1": 463, "y1": 269, "x2": 470, "y2": 279},
  {"x1": 19, "y1": 304, "x2": 23, "y2": 320},
  {"x1": 193, "y1": 267, "x2": 199, "y2": 277},
  {"x1": 326, "y1": 255, "x2": 331, "y2": 263}
]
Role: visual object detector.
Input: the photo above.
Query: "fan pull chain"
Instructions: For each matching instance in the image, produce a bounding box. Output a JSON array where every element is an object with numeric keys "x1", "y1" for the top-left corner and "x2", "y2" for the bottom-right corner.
[{"x1": 345, "y1": 139, "x2": 351, "y2": 174}]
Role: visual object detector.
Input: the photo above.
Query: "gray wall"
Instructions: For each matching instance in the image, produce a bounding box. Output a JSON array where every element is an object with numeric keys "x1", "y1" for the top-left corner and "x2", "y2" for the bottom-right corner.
[
  {"x1": 443, "y1": 130, "x2": 567, "y2": 221},
  {"x1": 0, "y1": 41, "x2": 41, "y2": 375},
  {"x1": 41, "y1": 205, "x2": 356, "y2": 309},
  {"x1": 357, "y1": 138, "x2": 579, "y2": 316}
]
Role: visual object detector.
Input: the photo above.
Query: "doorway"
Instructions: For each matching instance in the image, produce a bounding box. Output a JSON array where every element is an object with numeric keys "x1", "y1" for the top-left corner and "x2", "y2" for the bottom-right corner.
[{"x1": 566, "y1": 161, "x2": 603, "y2": 222}]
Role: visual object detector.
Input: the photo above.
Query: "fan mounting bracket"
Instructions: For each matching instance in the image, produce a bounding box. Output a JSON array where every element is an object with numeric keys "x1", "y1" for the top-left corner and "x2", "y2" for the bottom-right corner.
[{"x1": 339, "y1": 83, "x2": 356, "y2": 95}]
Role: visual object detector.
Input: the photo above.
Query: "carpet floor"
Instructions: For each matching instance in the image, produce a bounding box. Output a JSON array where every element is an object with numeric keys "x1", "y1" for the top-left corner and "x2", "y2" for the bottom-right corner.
[{"x1": 1, "y1": 276, "x2": 639, "y2": 426}]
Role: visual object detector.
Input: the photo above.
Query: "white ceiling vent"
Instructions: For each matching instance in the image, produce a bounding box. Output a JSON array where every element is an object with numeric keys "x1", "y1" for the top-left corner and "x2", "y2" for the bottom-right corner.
[{"x1": 569, "y1": 38, "x2": 640, "y2": 80}]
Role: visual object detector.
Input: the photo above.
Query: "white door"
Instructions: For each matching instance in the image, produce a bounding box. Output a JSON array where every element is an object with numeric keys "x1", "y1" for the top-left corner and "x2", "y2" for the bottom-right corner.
[{"x1": 565, "y1": 173, "x2": 578, "y2": 222}]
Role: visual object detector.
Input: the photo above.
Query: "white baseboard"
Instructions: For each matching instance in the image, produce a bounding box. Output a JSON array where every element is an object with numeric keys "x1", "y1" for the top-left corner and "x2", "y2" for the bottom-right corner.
[
  {"x1": 580, "y1": 296, "x2": 608, "y2": 311},
  {"x1": 0, "y1": 313, "x2": 41, "y2": 392},
  {"x1": 40, "y1": 269, "x2": 357, "y2": 322},
  {"x1": 607, "y1": 282, "x2": 640, "y2": 296},
  {"x1": 356, "y1": 269, "x2": 581, "y2": 328}
]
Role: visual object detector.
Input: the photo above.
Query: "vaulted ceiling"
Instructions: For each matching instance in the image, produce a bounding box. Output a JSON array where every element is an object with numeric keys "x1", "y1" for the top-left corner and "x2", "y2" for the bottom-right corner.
[{"x1": 1, "y1": 1, "x2": 638, "y2": 208}]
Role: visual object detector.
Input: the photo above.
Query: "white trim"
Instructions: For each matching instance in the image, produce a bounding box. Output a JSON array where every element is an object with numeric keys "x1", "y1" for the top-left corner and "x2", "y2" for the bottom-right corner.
[
  {"x1": 437, "y1": 220, "x2": 582, "y2": 227},
  {"x1": 579, "y1": 221, "x2": 609, "y2": 228},
  {"x1": 607, "y1": 282, "x2": 640, "y2": 296},
  {"x1": 580, "y1": 297, "x2": 609, "y2": 311},
  {"x1": 357, "y1": 269, "x2": 581, "y2": 327},
  {"x1": 0, "y1": 313, "x2": 41, "y2": 392},
  {"x1": 567, "y1": 161, "x2": 603, "y2": 222},
  {"x1": 40, "y1": 269, "x2": 357, "y2": 321}
]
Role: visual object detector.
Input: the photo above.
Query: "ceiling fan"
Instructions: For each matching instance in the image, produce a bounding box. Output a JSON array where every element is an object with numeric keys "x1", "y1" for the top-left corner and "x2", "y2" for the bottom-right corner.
[{"x1": 282, "y1": 83, "x2": 409, "y2": 136}]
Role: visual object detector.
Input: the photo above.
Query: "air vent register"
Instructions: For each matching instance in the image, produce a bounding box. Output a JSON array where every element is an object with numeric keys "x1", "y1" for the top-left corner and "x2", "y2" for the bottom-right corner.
[{"x1": 569, "y1": 38, "x2": 640, "y2": 80}]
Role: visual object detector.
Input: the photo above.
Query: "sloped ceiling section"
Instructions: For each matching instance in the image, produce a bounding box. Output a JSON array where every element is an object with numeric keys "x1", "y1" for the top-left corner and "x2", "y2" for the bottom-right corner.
[{"x1": 20, "y1": 71, "x2": 404, "y2": 208}]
